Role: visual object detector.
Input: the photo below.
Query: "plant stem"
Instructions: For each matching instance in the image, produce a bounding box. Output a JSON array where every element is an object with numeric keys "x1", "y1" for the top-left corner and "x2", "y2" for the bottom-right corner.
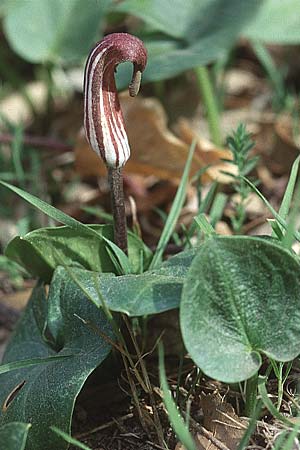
[
  {"x1": 195, "y1": 66, "x2": 222, "y2": 146},
  {"x1": 108, "y1": 167, "x2": 128, "y2": 254},
  {"x1": 251, "y1": 40, "x2": 286, "y2": 109},
  {"x1": 245, "y1": 372, "x2": 258, "y2": 417}
]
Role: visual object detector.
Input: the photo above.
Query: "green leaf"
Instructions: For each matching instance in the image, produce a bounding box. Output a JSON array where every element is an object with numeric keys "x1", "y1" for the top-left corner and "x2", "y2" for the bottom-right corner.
[
  {"x1": 0, "y1": 422, "x2": 31, "y2": 450},
  {"x1": 49, "y1": 248, "x2": 197, "y2": 317},
  {"x1": 114, "y1": 0, "x2": 262, "y2": 82},
  {"x1": 180, "y1": 236, "x2": 300, "y2": 383},
  {"x1": 244, "y1": 0, "x2": 300, "y2": 44},
  {"x1": 3, "y1": 0, "x2": 111, "y2": 63},
  {"x1": 0, "y1": 283, "x2": 113, "y2": 450},
  {"x1": 6, "y1": 224, "x2": 151, "y2": 282}
]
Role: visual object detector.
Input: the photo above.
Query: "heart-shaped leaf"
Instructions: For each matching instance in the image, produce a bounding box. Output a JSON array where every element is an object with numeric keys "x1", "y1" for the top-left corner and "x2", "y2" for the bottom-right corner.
[
  {"x1": 3, "y1": 0, "x2": 111, "y2": 63},
  {"x1": 0, "y1": 422, "x2": 30, "y2": 450},
  {"x1": 5, "y1": 225, "x2": 152, "y2": 282},
  {"x1": 49, "y1": 248, "x2": 197, "y2": 317},
  {"x1": 180, "y1": 236, "x2": 300, "y2": 383},
  {"x1": 0, "y1": 282, "x2": 113, "y2": 450}
]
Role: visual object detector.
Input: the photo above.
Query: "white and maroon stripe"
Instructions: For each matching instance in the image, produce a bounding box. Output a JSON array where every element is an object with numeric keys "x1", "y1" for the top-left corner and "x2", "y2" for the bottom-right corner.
[{"x1": 83, "y1": 33, "x2": 147, "y2": 169}]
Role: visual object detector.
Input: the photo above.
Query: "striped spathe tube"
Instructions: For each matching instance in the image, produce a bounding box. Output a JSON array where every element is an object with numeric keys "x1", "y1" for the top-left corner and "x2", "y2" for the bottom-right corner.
[{"x1": 83, "y1": 33, "x2": 147, "y2": 168}]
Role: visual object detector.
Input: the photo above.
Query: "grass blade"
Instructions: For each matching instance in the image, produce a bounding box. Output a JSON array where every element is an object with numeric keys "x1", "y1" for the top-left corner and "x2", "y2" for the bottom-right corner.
[
  {"x1": 149, "y1": 141, "x2": 196, "y2": 269},
  {"x1": 194, "y1": 214, "x2": 216, "y2": 236},
  {"x1": 0, "y1": 355, "x2": 72, "y2": 375},
  {"x1": 51, "y1": 427, "x2": 92, "y2": 450},
  {"x1": 272, "y1": 431, "x2": 289, "y2": 450},
  {"x1": 278, "y1": 155, "x2": 300, "y2": 221},
  {"x1": 283, "y1": 421, "x2": 300, "y2": 450},
  {"x1": 11, "y1": 126, "x2": 26, "y2": 188},
  {"x1": 243, "y1": 177, "x2": 300, "y2": 242},
  {"x1": 0, "y1": 180, "x2": 132, "y2": 273},
  {"x1": 0, "y1": 181, "x2": 101, "y2": 239},
  {"x1": 209, "y1": 192, "x2": 227, "y2": 227},
  {"x1": 159, "y1": 344, "x2": 197, "y2": 450},
  {"x1": 185, "y1": 181, "x2": 218, "y2": 243},
  {"x1": 102, "y1": 236, "x2": 131, "y2": 274},
  {"x1": 237, "y1": 400, "x2": 262, "y2": 450},
  {"x1": 258, "y1": 376, "x2": 294, "y2": 427},
  {"x1": 282, "y1": 180, "x2": 300, "y2": 249},
  {"x1": 252, "y1": 41, "x2": 285, "y2": 106}
]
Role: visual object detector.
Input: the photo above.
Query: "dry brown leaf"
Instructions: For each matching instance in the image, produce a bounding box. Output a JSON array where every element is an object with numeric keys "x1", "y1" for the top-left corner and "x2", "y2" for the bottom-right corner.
[
  {"x1": 175, "y1": 118, "x2": 235, "y2": 184},
  {"x1": 200, "y1": 392, "x2": 247, "y2": 450},
  {"x1": 75, "y1": 93, "x2": 233, "y2": 183},
  {"x1": 271, "y1": 114, "x2": 300, "y2": 174},
  {"x1": 174, "y1": 443, "x2": 185, "y2": 450},
  {"x1": 215, "y1": 221, "x2": 232, "y2": 236}
]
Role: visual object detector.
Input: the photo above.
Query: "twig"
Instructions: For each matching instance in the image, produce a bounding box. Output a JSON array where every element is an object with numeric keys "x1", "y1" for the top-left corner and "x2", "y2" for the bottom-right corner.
[
  {"x1": 187, "y1": 415, "x2": 231, "y2": 450},
  {"x1": 0, "y1": 133, "x2": 72, "y2": 152},
  {"x1": 118, "y1": 433, "x2": 167, "y2": 450},
  {"x1": 75, "y1": 413, "x2": 133, "y2": 439}
]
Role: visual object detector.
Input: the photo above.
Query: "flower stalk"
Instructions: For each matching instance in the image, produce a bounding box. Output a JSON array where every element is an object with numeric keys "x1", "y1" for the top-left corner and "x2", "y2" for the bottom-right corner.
[{"x1": 83, "y1": 33, "x2": 147, "y2": 253}]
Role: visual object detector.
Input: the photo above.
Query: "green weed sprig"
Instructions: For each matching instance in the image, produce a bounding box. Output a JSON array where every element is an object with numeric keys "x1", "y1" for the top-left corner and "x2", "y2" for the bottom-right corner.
[{"x1": 223, "y1": 124, "x2": 258, "y2": 233}]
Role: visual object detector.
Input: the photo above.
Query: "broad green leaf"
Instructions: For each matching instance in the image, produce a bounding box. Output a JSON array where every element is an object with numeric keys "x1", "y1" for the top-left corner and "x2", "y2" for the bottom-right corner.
[
  {"x1": 180, "y1": 236, "x2": 300, "y2": 383},
  {"x1": 0, "y1": 283, "x2": 113, "y2": 450},
  {"x1": 244, "y1": 0, "x2": 300, "y2": 44},
  {"x1": 49, "y1": 248, "x2": 197, "y2": 317},
  {"x1": 0, "y1": 422, "x2": 30, "y2": 450},
  {"x1": 3, "y1": 0, "x2": 111, "y2": 63},
  {"x1": 5, "y1": 224, "x2": 151, "y2": 282},
  {"x1": 115, "y1": 0, "x2": 204, "y2": 41},
  {"x1": 114, "y1": 0, "x2": 262, "y2": 82},
  {"x1": 0, "y1": 0, "x2": 14, "y2": 18}
]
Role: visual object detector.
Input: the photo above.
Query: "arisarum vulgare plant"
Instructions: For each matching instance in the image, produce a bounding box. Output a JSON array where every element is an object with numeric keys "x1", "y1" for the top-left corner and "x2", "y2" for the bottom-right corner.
[{"x1": 83, "y1": 33, "x2": 147, "y2": 253}]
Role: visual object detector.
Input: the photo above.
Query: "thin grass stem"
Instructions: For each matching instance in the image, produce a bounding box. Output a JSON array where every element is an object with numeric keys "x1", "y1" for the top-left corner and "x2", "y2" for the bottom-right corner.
[{"x1": 195, "y1": 66, "x2": 222, "y2": 146}]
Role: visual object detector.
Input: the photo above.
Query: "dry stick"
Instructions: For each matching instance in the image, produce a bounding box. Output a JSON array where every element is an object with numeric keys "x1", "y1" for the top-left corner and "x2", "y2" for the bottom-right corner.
[
  {"x1": 187, "y1": 415, "x2": 231, "y2": 450},
  {"x1": 123, "y1": 315, "x2": 165, "y2": 447},
  {"x1": 121, "y1": 352, "x2": 153, "y2": 437},
  {"x1": 75, "y1": 413, "x2": 133, "y2": 439},
  {"x1": 0, "y1": 133, "x2": 72, "y2": 152},
  {"x1": 118, "y1": 434, "x2": 166, "y2": 450}
]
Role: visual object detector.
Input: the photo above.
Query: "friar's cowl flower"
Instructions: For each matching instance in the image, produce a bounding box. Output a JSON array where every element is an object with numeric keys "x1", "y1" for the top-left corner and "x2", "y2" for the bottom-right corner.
[{"x1": 83, "y1": 33, "x2": 147, "y2": 168}]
